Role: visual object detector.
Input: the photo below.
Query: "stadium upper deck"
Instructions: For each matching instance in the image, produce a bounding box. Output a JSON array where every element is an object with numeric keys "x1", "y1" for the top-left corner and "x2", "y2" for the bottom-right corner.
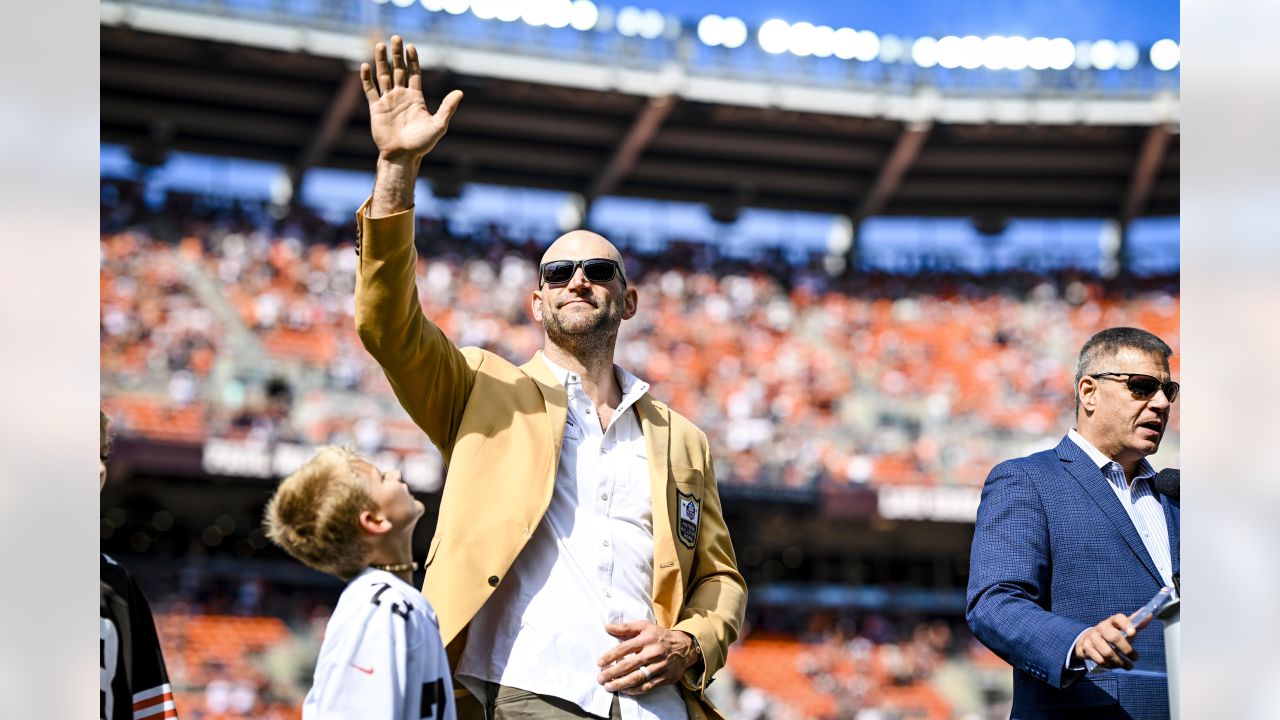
[{"x1": 101, "y1": 0, "x2": 1178, "y2": 224}]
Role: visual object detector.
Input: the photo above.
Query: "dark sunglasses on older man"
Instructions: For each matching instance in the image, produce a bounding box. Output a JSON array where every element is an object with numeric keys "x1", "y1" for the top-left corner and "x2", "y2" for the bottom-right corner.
[
  {"x1": 539, "y1": 258, "x2": 626, "y2": 287},
  {"x1": 1090, "y1": 372, "x2": 1180, "y2": 402}
]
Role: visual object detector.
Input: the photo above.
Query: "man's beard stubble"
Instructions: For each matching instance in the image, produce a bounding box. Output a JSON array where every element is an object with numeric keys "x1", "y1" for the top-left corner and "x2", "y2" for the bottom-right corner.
[{"x1": 542, "y1": 298, "x2": 622, "y2": 360}]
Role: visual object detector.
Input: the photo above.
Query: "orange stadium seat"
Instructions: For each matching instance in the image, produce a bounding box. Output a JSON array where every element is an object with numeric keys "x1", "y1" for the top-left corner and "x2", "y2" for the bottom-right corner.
[{"x1": 156, "y1": 613, "x2": 299, "y2": 720}]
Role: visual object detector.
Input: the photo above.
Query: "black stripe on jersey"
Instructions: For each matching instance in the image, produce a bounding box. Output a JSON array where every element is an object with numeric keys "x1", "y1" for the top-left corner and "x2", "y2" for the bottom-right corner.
[{"x1": 420, "y1": 678, "x2": 445, "y2": 719}]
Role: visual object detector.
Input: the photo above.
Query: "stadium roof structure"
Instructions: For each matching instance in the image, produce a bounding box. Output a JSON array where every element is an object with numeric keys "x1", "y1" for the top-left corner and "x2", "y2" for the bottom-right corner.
[{"x1": 101, "y1": 0, "x2": 1179, "y2": 227}]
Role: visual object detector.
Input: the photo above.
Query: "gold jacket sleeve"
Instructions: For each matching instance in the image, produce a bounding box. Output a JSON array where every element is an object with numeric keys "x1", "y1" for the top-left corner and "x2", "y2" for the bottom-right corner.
[
  {"x1": 352, "y1": 199, "x2": 479, "y2": 463},
  {"x1": 673, "y1": 432, "x2": 747, "y2": 693}
]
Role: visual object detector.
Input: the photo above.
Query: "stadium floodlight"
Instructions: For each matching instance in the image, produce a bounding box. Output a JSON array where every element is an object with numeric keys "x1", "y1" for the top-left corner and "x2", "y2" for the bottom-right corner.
[
  {"x1": 833, "y1": 27, "x2": 858, "y2": 60},
  {"x1": 470, "y1": 0, "x2": 498, "y2": 20},
  {"x1": 420, "y1": 0, "x2": 447, "y2": 10},
  {"x1": 957, "y1": 35, "x2": 983, "y2": 69},
  {"x1": 1027, "y1": 36, "x2": 1052, "y2": 70},
  {"x1": 494, "y1": 0, "x2": 521, "y2": 21},
  {"x1": 786, "y1": 21, "x2": 817, "y2": 57},
  {"x1": 546, "y1": 0, "x2": 573, "y2": 28},
  {"x1": 392, "y1": 0, "x2": 416, "y2": 8},
  {"x1": 1047, "y1": 37, "x2": 1075, "y2": 70},
  {"x1": 981, "y1": 35, "x2": 1007, "y2": 70},
  {"x1": 1003, "y1": 35, "x2": 1029, "y2": 70},
  {"x1": 1150, "y1": 38, "x2": 1179, "y2": 70},
  {"x1": 878, "y1": 34, "x2": 905, "y2": 63},
  {"x1": 442, "y1": 0, "x2": 469, "y2": 14},
  {"x1": 520, "y1": 0, "x2": 547, "y2": 25},
  {"x1": 1089, "y1": 39, "x2": 1119, "y2": 70},
  {"x1": 617, "y1": 5, "x2": 641, "y2": 37},
  {"x1": 638, "y1": 8, "x2": 665, "y2": 39},
  {"x1": 853, "y1": 30, "x2": 880, "y2": 62},
  {"x1": 568, "y1": 0, "x2": 598, "y2": 31},
  {"x1": 811, "y1": 25, "x2": 836, "y2": 58},
  {"x1": 758, "y1": 19, "x2": 790, "y2": 54},
  {"x1": 1116, "y1": 40, "x2": 1139, "y2": 70},
  {"x1": 911, "y1": 36, "x2": 939, "y2": 68},
  {"x1": 697, "y1": 14, "x2": 724, "y2": 46},
  {"x1": 721, "y1": 17, "x2": 748, "y2": 48},
  {"x1": 936, "y1": 35, "x2": 961, "y2": 69}
]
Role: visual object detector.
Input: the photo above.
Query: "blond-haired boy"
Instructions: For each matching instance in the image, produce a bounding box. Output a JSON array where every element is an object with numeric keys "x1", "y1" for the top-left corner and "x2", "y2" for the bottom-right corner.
[{"x1": 265, "y1": 446, "x2": 455, "y2": 720}]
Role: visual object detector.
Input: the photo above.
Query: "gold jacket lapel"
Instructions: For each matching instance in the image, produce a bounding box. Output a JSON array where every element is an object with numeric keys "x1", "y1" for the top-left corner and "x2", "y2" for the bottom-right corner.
[
  {"x1": 637, "y1": 395, "x2": 682, "y2": 627},
  {"x1": 521, "y1": 352, "x2": 568, "y2": 511}
]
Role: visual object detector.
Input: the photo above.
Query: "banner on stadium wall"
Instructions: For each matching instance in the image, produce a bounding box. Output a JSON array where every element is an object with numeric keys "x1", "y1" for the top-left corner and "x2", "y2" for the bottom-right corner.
[
  {"x1": 201, "y1": 439, "x2": 444, "y2": 493},
  {"x1": 875, "y1": 485, "x2": 981, "y2": 523}
]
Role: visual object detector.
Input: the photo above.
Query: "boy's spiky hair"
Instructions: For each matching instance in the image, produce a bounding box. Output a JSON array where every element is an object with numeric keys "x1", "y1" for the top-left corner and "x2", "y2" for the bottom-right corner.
[{"x1": 263, "y1": 446, "x2": 377, "y2": 581}]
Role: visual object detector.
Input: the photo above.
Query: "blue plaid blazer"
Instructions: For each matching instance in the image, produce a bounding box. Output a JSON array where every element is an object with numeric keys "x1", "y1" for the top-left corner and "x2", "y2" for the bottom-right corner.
[{"x1": 966, "y1": 436, "x2": 1180, "y2": 720}]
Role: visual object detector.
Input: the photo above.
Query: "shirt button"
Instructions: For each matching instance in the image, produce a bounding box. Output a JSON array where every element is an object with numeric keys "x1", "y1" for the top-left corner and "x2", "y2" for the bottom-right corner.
[
  {"x1": 602, "y1": 540, "x2": 610, "y2": 547},
  {"x1": 586, "y1": 409, "x2": 592, "y2": 414},
  {"x1": 487, "y1": 575, "x2": 500, "y2": 587},
  {"x1": 601, "y1": 493, "x2": 609, "y2": 501}
]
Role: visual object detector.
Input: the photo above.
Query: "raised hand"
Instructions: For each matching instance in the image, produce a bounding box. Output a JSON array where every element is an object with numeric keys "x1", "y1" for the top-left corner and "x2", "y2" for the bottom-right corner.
[{"x1": 361, "y1": 35, "x2": 462, "y2": 163}]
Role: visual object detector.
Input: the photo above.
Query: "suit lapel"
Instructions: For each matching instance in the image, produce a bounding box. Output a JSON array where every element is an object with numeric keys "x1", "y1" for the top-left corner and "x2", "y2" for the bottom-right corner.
[
  {"x1": 521, "y1": 352, "x2": 568, "y2": 510},
  {"x1": 1055, "y1": 437, "x2": 1164, "y2": 585},
  {"x1": 636, "y1": 395, "x2": 681, "y2": 627}
]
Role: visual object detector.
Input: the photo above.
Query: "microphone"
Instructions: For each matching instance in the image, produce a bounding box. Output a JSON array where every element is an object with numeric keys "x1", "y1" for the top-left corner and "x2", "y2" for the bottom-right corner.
[{"x1": 1154, "y1": 468, "x2": 1180, "y2": 502}]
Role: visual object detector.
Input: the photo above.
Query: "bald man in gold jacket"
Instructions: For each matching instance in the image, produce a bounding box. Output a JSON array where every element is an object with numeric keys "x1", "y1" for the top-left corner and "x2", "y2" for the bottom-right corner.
[{"x1": 351, "y1": 37, "x2": 745, "y2": 720}]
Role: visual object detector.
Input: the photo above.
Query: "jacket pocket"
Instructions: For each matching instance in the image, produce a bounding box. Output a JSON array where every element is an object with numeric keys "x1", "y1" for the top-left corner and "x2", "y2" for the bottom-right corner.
[{"x1": 672, "y1": 474, "x2": 703, "y2": 552}]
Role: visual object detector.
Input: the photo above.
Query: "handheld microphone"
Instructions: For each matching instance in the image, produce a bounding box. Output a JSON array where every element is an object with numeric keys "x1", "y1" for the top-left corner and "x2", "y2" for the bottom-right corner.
[{"x1": 1154, "y1": 468, "x2": 1180, "y2": 502}]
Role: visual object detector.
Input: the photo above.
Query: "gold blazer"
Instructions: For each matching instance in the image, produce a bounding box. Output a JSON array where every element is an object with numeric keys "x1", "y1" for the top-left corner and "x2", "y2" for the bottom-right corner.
[{"x1": 353, "y1": 202, "x2": 747, "y2": 719}]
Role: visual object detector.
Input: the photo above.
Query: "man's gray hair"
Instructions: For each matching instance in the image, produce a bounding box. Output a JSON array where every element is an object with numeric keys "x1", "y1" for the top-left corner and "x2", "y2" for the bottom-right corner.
[{"x1": 1074, "y1": 327, "x2": 1173, "y2": 410}]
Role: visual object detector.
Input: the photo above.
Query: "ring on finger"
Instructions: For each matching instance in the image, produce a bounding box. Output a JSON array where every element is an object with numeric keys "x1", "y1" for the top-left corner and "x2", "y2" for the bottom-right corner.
[{"x1": 640, "y1": 665, "x2": 652, "y2": 682}]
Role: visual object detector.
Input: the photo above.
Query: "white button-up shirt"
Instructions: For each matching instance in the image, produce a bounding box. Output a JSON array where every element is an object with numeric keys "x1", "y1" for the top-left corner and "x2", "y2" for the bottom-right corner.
[
  {"x1": 1064, "y1": 429, "x2": 1175, "y2": 672},
  {"x1": 456, "y1": 356, "x2": 688, "y2": 720}
]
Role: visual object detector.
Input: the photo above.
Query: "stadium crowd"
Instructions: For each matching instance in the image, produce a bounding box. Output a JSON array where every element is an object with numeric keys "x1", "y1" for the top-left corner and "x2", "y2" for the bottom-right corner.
[{"x1": 101, "y1": 179, "x2": 1179, "y2": 492}]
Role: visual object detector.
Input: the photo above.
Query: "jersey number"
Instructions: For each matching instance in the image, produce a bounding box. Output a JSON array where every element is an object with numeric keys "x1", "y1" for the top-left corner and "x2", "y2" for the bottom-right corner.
[
  {"x1": 370, "y1": 583, "x2": 413, "y2": 623},
  {"x1": 420, "y1": 678, "x2": 446, "y2": 720},
  {"x1": 101, "y1": 618, "x2": 120, "y2": 720}
]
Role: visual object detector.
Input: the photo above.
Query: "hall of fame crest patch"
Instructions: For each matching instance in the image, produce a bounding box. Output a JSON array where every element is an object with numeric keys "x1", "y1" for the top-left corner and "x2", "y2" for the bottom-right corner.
[{"x1": 676, "y1": 489, "x2": 700, "y2": 549}]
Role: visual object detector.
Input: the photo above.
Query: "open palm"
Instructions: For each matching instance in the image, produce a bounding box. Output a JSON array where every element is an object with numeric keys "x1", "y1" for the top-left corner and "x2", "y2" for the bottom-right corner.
[{"x1": 361, "y1": 36, "x2": 462, "y2": 162}]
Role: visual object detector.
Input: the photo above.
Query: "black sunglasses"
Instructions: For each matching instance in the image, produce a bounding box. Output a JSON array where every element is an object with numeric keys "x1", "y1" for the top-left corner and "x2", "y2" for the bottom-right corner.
[
  {"x1": 1090, "y1": 372, "x2": 1179, "y2": 402},
  {"x1": 538, "y1": 258, "x2": 626, "y2": 287}
]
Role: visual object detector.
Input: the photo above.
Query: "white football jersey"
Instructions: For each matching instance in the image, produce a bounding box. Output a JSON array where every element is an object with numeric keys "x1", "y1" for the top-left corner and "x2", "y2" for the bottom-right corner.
[{"x1": 303, "y1": 569, "x2": 455, "y2": 720}]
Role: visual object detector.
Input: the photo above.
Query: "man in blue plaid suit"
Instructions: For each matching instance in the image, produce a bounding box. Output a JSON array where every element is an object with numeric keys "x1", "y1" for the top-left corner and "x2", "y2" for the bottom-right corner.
[{"x1": 967, "y1": 327, "x2": 1180, "y2": 720}]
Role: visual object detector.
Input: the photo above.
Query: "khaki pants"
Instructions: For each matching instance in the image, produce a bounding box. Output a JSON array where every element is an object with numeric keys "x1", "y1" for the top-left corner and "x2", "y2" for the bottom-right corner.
[{"x1": 458, "y1": 683, "x2": 621, "y2": 720}]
